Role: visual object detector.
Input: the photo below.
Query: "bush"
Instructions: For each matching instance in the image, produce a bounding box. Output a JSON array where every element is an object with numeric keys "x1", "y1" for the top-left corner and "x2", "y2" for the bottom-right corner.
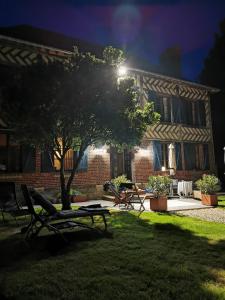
[
  {"x1": 196, "y1": 174, "x2": 220, "y2": 195},
  {"x1": 148, "y1": 176, "x2": 172, "y2": 197},
  {"x1": 111, "y1": 175, "x2": 131, "y2": 191},
  {"x1": 69, "y1": 188, "x2": 85, "y2": 196}
]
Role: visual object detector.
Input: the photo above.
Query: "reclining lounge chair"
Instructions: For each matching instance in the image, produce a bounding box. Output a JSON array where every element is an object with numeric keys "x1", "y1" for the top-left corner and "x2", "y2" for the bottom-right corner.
[{"x1": 21, "y1": 184, "x2": 110, "y2": 241}]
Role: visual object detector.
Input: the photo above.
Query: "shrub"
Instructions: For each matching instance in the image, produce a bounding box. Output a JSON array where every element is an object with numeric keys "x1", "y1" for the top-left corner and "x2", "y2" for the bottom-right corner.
[
  {"x1": 69, "y1": 188, "x2": 84, "y2": 196},
  {"x1": 111, "y1": 175, "x2": 131, "y2": 191},
  {"x1": 196, "y1": 174, "x2": 220, "y2": 195},
  {"x1": 148, "y1": 176, "x2": 172, "y2": 197}
]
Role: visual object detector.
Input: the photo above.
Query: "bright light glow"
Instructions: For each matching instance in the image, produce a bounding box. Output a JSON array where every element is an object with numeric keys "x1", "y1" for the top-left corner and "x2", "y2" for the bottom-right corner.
[
  {"x1": 138, "y1": 148, "x2": 149, "y2": 156},
  {"x1": 161, "y1": 166, "x2": 166, "y2": 172},
  {"x1": 93, "y1": 147, "x2": 106, "y2": 155},
  {"x1": 118, "y1": 66, "x2": 127, "y2": 77}
]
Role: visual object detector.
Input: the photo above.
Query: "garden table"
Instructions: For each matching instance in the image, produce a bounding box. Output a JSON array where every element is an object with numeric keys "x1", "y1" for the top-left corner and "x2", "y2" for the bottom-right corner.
[{"x1": 177, "y1": 181, "x2": 193, "y2": 197}]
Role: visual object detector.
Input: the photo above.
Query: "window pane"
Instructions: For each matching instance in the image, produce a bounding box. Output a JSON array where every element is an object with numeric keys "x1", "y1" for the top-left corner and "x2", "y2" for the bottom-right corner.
[
  {"x1": 64, "y1": 149, "x2": 74, "y2": 171},
  {"x1": 152, "y1": 140, "x2": 162, "y2": 171},
  {"x1": 0, "y1": 134, "x2": 7, "y2": 171},
  {"x1": 8, "y1": 145, "x2": 21, "y2": 172},
  {"x1": 184, "y1": 143, "x2": 196, "y2": 170},
  {"x1": 175, "y1": 142, "x2": 182, "y2": 170},
  {"x1": 163, "y1": 97, "x2": 172, "y2": 122},
  {"x1": 195, "y1": 101, "x2": 206, "y2": 127}
]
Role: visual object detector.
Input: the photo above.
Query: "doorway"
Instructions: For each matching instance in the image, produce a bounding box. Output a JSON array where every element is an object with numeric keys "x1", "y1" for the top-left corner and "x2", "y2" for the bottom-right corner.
[{"x1": 110, "y1": 147, "x2": 132, "y2": 180}]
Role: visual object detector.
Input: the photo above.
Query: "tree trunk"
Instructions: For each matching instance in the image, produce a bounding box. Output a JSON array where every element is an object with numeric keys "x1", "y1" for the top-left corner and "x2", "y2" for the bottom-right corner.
[
  {"x1": 60, "y1": 157, "x2": 71, "y2": 210},
  {"x1": 66, "y1": 148, "x2": 84, "y2": 202}
]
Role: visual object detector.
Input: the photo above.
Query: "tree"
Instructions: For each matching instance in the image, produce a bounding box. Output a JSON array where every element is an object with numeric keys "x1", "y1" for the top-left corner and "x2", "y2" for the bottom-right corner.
[
  {"x1": 2, "y1": 46, "x2": 159, "y2": 210},
  {"x1": 200, "y1": 18, "x2": 225, "y2": 188},
  {"x1": 159, "y1": 46, "x2": 182, "y2": 78}
]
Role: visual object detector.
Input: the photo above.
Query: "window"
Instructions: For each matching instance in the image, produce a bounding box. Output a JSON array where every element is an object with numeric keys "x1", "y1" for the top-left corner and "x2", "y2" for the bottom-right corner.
[
  {"x1": 41, "y1": 148, "x2": 88, "y2": 172},
  {"x1": 184, "y1": 143, "x2": 209, "y2": 170},
  {"x1": 162, "y1": 97, "x2": 172, "y2": 122},
  {"x1": 0, "y1": 133, "x2": 7, "y2": 171},
  {"x1": 180, "y1": 98, "x2": 193, "y2": 125},
  {"x1": 152, "y1": 141, "x2": 182, "y2": 171},
  {"x1": 53, "y1": 149, "x2": 74, "y2": 171},
  {"x1": 0, "y1": 133, "x2": 35, "y2": 173},
  {"x1": 195, "y1": 100, "x2": 206, "y2": 127},
  {"x1": 161, "y1": 142, "x2": 169, "y2": 169},
  {"x1": 148, "y1": 91, "x2": 172, "y2": 123}
]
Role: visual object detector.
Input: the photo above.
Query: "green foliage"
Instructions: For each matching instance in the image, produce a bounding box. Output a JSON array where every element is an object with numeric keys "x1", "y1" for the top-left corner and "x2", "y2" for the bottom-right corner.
[
  {"x1": 69, "y1": 188, "x2": 84, "y2": 196},
  {"x1": 2, "y1": 46, "x2": 159, "y2": 209},
  {"x1": 200, "y1": 18, "x2": 225, "y2": 88},
  {"x1": 111, "y1": 174, "x2": 131, "y2": 191},
  {"x1": 148, "y1": 175, "x2": 172, "y2": 197},
  {"x1": 196, "y1": 174, "x2": 220, "y2": 195},
  {"x1": 103, "y1": 46, "x2": 125, "y2": 66}
]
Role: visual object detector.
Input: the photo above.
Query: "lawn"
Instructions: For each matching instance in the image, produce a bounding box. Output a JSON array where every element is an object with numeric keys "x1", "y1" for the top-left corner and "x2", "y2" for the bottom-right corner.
[
  {"x1": 1, "y1": 210, "x2": 225, "y2": 300},
  {"x1": 218, "y1": 195, "x2": 225, "y2": 209}
]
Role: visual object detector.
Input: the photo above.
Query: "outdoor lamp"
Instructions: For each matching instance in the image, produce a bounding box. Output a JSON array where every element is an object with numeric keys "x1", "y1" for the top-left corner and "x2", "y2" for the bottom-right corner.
[
  {"x1": 161, "y1": 166, "x2": 166, "y2": 172},
  {"x1": 118, "y1": 65, "x2": 127, "y2": 77},
  {"x1": 93, "y1": 146, "x2": 106, "y2": 155}
]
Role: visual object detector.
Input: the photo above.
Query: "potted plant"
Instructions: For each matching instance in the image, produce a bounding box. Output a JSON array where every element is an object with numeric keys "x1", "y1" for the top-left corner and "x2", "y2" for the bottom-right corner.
[
  {"x1": 148, "y1": 176, "x2": 172, "y2": 211},
  {"x1": 69, "y1": 188, "x2": 88, "y2": 203},
  {"x1": 196, "y1": 174, "x2": 220, "y2": 206},
  {"x1": 111, "y1": 174, "x2": 131, "y2": 191}
]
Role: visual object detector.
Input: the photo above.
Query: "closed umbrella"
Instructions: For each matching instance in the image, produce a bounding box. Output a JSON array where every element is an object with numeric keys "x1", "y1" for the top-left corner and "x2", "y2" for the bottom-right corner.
[{"x1": 168, "y1": 143, "x2": 176, "y2": 176}]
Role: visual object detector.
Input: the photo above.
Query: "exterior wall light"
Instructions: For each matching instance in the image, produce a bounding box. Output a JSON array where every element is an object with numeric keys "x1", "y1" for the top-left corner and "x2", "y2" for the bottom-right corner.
[
  {"x1": 161, "y1": 166, "x2": 166, "y2": 172},
  {"x1": 92, "y1": 146, "x2": 107, "y2": 155},
  {"x1": 118, "y1": 66, "x2": 127, "y2": 77},
  {"x1": 138, "y1": 148, "x2": 149, "y2": 156}
]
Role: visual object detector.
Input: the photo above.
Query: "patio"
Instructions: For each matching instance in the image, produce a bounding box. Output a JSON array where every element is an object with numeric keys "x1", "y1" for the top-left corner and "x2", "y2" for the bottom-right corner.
[{"x1": 73, "y1": 197, "x2": 211, "y2": 212}]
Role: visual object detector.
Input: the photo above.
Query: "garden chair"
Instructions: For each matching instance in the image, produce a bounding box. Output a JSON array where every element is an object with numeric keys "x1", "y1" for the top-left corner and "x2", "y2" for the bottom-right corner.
[
  {"x1": 119, "y1": 182, "x2": 146, "y2": 212},
  {"x1": 103, "y1": 181, "x2": 134, "y2": 209},
  {"x1": 0, "y1": 181, "x2": 30, "y2": 224},
  {"x1": 21, "y1": 184, "x2": 110, "y2": 241}
]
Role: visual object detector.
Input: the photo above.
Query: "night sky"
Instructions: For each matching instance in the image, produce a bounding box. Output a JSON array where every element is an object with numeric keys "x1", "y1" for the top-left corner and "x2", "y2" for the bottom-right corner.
[{"x1": 0, "y1": 0, "x2": 225, "y2": 81}]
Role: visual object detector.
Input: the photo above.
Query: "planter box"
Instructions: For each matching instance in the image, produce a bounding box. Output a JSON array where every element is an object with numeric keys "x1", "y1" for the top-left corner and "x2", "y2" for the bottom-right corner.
[
  {"x1": 201, "y1": 194, "x2": 218, "y2": 206},
  {"x1": 70, "y1": 195, "x2": 88, "y2": 203},
  {"x1": 150, "y1": 196, "x2": 167, "y2": 212},
  {"x1": 193, "y1": 190, "x2": 202, "y2": 200}
]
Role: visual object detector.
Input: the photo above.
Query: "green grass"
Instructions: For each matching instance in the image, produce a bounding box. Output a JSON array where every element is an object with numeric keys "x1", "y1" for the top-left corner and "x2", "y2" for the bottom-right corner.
[
  {"x1": 218, "y1": 195, "x2": 225, "y2": 209},
  {"x1": 1, "y1": 211, "x2": 225, "y2": 300}
]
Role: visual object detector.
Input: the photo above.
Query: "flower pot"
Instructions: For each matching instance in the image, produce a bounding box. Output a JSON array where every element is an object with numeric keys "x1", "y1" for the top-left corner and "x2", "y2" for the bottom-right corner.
[
  {"x1": 70, "y1": 195, "x2": 88, "y2": 203},
  {"x1": 201, "y1": 194, "x2": 218, "y2": 206},
  {"x1": 150, "y1": 196, "x2": 167, "y2": 212}
]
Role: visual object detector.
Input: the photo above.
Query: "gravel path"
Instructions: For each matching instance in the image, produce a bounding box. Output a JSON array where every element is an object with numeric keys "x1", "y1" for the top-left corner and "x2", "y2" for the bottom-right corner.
[{"x1": 175, "y1": 208, "x2": 225, "y2": 224}]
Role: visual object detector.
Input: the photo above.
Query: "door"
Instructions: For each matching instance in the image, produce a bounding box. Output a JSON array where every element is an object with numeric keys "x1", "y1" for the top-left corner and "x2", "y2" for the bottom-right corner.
[{"x1": 110, "y1": 147, "x2": 132, "y2": 180}]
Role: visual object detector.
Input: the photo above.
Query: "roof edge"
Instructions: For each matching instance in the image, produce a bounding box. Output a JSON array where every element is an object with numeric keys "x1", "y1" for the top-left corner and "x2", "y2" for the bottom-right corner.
[
  {"x1": 0, "y1": 34, "x2": 220, "y2": 94},
  {"x1": 129, "y1": 68, "x2": 220, "y2": 93}
]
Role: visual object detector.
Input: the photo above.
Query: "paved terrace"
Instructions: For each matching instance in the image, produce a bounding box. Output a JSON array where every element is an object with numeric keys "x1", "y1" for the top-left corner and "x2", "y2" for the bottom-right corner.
[{"x1": 73, "y1": 197, "x2": 211, "y2": 212}]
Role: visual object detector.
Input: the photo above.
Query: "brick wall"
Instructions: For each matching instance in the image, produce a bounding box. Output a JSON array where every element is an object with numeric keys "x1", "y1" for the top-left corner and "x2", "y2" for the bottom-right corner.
[
  {"x1": 132, "y1": 143, "x2": 209, "y2": 184},
  {"x1": 0, "y1": 145, "x2": 209, "y2": 188},
  {"x1": 0, "y1": 147, "x2": 111, "y2": 188}
]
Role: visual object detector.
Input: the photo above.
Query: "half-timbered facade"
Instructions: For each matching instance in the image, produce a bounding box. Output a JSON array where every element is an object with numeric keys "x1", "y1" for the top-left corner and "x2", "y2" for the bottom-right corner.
[{"x1": 0, "y1": 31, "x2": 219, "y2": 188}]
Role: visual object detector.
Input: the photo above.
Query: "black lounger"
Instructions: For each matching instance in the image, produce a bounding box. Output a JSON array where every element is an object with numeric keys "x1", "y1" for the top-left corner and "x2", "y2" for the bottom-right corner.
[{"x1": 21, "y1": 184, "x2": 110, "y2": 241}]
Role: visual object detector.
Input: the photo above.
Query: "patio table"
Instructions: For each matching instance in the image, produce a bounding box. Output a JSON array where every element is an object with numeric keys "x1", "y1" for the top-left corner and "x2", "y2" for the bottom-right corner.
[{"x1": 177, "y1": 181, "x2": 193, "y2": 197}]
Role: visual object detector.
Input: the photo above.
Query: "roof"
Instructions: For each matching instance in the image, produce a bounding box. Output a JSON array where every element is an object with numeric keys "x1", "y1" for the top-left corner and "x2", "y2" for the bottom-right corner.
[
  {"x1": 130, "y1": 68, "x2": 220, "y2": 94},
  {"x1": 0, "y1": 25, "x2": 103, "y2": 56},
  {"x1": 0, "y1": 25, "x2": 220, "y2": 94}
]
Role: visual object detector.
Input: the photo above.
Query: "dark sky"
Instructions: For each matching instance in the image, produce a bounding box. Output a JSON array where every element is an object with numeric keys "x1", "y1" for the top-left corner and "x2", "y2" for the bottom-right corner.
[{"x1": 0, "y1": 0, "x2": 225, "y2": 80}]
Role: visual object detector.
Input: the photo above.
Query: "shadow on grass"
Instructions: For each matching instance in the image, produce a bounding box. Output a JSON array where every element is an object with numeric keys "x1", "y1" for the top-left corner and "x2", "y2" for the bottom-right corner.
[{"x1": 1, "y1": 211, "x2": 225, "y2": 299}]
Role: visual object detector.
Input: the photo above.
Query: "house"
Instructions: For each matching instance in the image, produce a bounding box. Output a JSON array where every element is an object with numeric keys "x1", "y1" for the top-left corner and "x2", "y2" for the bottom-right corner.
[{"x1": 0, "y1": 26, "x2": 219, "y2": 188}]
